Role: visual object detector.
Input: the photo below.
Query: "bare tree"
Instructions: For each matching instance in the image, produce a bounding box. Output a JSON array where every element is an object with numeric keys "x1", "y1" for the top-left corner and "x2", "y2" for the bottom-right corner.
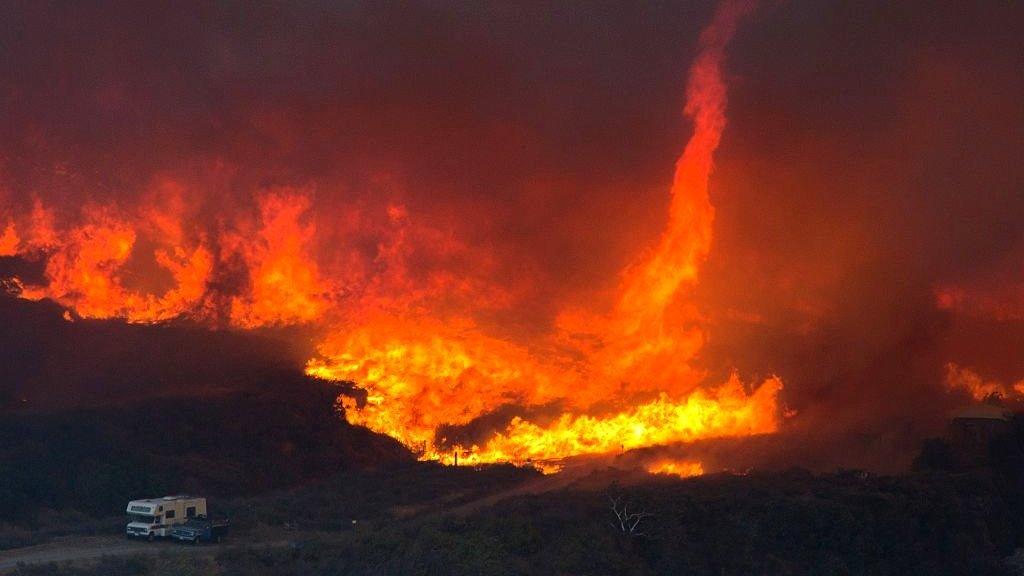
[{"x1": 609, "y1": 494, "x2": 653, "y2": 537}]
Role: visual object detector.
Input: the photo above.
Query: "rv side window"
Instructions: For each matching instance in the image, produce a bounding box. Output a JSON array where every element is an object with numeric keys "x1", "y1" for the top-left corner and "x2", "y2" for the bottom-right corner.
[
  {"x1": 165, "y1": 510, "x2": 175, "y2": 519},
  {"x1": 186, "y1": 507, "x2": 196, "y2": 518}
]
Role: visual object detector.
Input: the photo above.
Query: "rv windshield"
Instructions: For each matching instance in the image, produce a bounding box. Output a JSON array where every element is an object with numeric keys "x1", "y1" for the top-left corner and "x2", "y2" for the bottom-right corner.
[{"x1": 129, "y1": 514, "x2": 157, "y2": 524}]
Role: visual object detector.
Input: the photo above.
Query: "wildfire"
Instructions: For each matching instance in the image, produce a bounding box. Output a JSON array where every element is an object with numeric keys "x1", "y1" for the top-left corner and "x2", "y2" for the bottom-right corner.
[
  {"x1": 0, "y1": 221, "x2": 17, "y2": 256},
  {"x1": 1, "y1": 0, "x2": 782, "y2": 475},
  {"x1": 6, "y1": 188, "x2": 331, "y2": 326},
  {"x1": 945, "y1": 363, "x2": 1024, "y2": 402},
  {"x1": 461, "y1": 375, "x2": 781, "y2": 466},
  {"x1": 306, "y1": 0, "x2": 776, "y2": 471},
  {"x1": 225, "y1": 191, "x2": 332, "y2": 328},
  {"x1": 647, "y1": 459, "x2": 705, "y2": 478},
  {"x1": 14, "y1": 202, "x2": 214, "y2": 323},
  {"x1": 306, "y1": 313, "x2": 573, "y2": 450}
]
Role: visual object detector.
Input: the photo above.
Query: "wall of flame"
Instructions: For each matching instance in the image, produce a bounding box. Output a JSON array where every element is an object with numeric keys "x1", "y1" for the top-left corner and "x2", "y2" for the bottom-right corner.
[
  {"x1": 3, "y1": 0, "x2": 1024, "y2": 473},
  {"x1": 0, "y1": 1, "x2": 781, "y2": 471}
]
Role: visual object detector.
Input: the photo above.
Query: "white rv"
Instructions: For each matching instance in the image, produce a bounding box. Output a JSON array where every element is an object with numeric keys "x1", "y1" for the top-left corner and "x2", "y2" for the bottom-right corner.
[{"x1": 125, "y1": 495, "x2": 207, "y2": 540}]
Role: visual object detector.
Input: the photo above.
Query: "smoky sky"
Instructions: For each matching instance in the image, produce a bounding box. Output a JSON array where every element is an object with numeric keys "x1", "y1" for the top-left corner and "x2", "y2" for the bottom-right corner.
[
  {"x1": 698, "y1": 0, "x2": 1024, "y2": 450},
  {"x1": 2, "y1": 1, "x2": 1023, "y2": 469}
]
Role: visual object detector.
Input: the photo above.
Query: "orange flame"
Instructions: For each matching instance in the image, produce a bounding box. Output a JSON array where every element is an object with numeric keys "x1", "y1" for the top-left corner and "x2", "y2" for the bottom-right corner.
[
  {"x1": 306, "y1": 314, "x2": 573, "y2": 450},
  {"x1": 16, "y1": 203, "x2": 214, "y2": 323},
  {"x1": 0, "y1": 220, "x2": 18, "y2": 256},
  {"x1": 307, "y1": 0, "x2": 776, "y2": 471},
  {"x1": 617, "y1": 0, "x2": 751, "y2": 329},
  {"x1": 462, "y1": 375, "x2": 781, "y2": 466},
  {"x1": 647, "y1": 459, "x2": 705, "y2": 478},
  {"x1": 945, "y1": 363, "x2": 1024, "y2": 401},
  {"x1": 4, "y1": 0, "x2": 778, "y2": 474},
  {"x1": 225, "y1": 191, "x2": 332, "y2": 328},
  {"x1": 7, "y1": 187, "x2": 331, "y2": 327}
]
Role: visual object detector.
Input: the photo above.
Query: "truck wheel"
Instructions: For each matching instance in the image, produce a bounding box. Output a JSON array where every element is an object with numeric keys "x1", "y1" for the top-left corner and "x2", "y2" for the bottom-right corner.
[
  {"x1": 147, "y1": 534, "x2": 154, "y2": 542},
  {"x1": 193, "y1": 537, "x2": 200, "y2": 545}
]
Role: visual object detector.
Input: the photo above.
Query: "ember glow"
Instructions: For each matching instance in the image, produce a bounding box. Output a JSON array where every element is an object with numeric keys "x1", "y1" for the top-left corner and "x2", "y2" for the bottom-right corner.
[{"x1": 647, "y1": 459, "x2": 705, "y2": 478}]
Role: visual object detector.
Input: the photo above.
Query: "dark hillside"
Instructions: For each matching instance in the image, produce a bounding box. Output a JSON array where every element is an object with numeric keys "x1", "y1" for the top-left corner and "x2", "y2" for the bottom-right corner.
[
  {"x1": 0, "y1": 287, "x2": 309, "y2": 410},
  {"x1": 0, "y1": 382, "x2": 412, "y2": 527},
  {"x1": 212, "y1": 468, "x2": 1023, "y2": 576}
]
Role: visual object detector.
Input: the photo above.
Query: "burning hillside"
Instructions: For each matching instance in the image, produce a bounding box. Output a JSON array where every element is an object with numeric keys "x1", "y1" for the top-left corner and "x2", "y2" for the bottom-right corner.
[
  {"x1": 1, "y1": 0, "x2": 1023, "y2": 474},
  {"x1": 2, "y1": 1, "x2": 779, "y2": 469}
]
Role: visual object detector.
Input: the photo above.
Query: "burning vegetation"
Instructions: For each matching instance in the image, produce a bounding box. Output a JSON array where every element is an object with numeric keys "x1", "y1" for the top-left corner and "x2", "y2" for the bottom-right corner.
[
  {"x1": 1, "y1": 0, "x2": 1023, "y2": 478},
  {"x1": 0, "y1": 1, "x2": 782, "y2": 472}
]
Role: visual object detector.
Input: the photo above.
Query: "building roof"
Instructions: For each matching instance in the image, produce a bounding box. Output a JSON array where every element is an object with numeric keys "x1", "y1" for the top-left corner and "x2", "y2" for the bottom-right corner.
[
  {"x1": 129, "y1": 495, "x2": 199, "y2": 505},
  {"x1": 951, "y1": 404, "x2": 1012, "y2": 421}
]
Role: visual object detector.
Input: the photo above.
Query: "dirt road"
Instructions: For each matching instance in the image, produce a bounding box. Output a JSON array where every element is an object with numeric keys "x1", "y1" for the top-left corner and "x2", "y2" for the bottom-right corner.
[
  {"x1": 0, "y1": 536, "x2": 224, "y2": 572},
  {"x1": 0, "y1": 468, "x2": 605, "y2": 573}
]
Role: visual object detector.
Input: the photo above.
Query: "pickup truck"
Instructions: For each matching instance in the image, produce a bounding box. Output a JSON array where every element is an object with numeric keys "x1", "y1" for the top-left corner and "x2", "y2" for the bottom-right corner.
[{"x1": 168, "y1": 518, "x2": 229, "y2": 544}]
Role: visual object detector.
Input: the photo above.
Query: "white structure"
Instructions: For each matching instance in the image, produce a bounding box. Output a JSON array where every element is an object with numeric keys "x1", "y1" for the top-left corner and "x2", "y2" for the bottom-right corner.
[{"x1": 126, "y1": 495, "x2": 207, "y2": 540}]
